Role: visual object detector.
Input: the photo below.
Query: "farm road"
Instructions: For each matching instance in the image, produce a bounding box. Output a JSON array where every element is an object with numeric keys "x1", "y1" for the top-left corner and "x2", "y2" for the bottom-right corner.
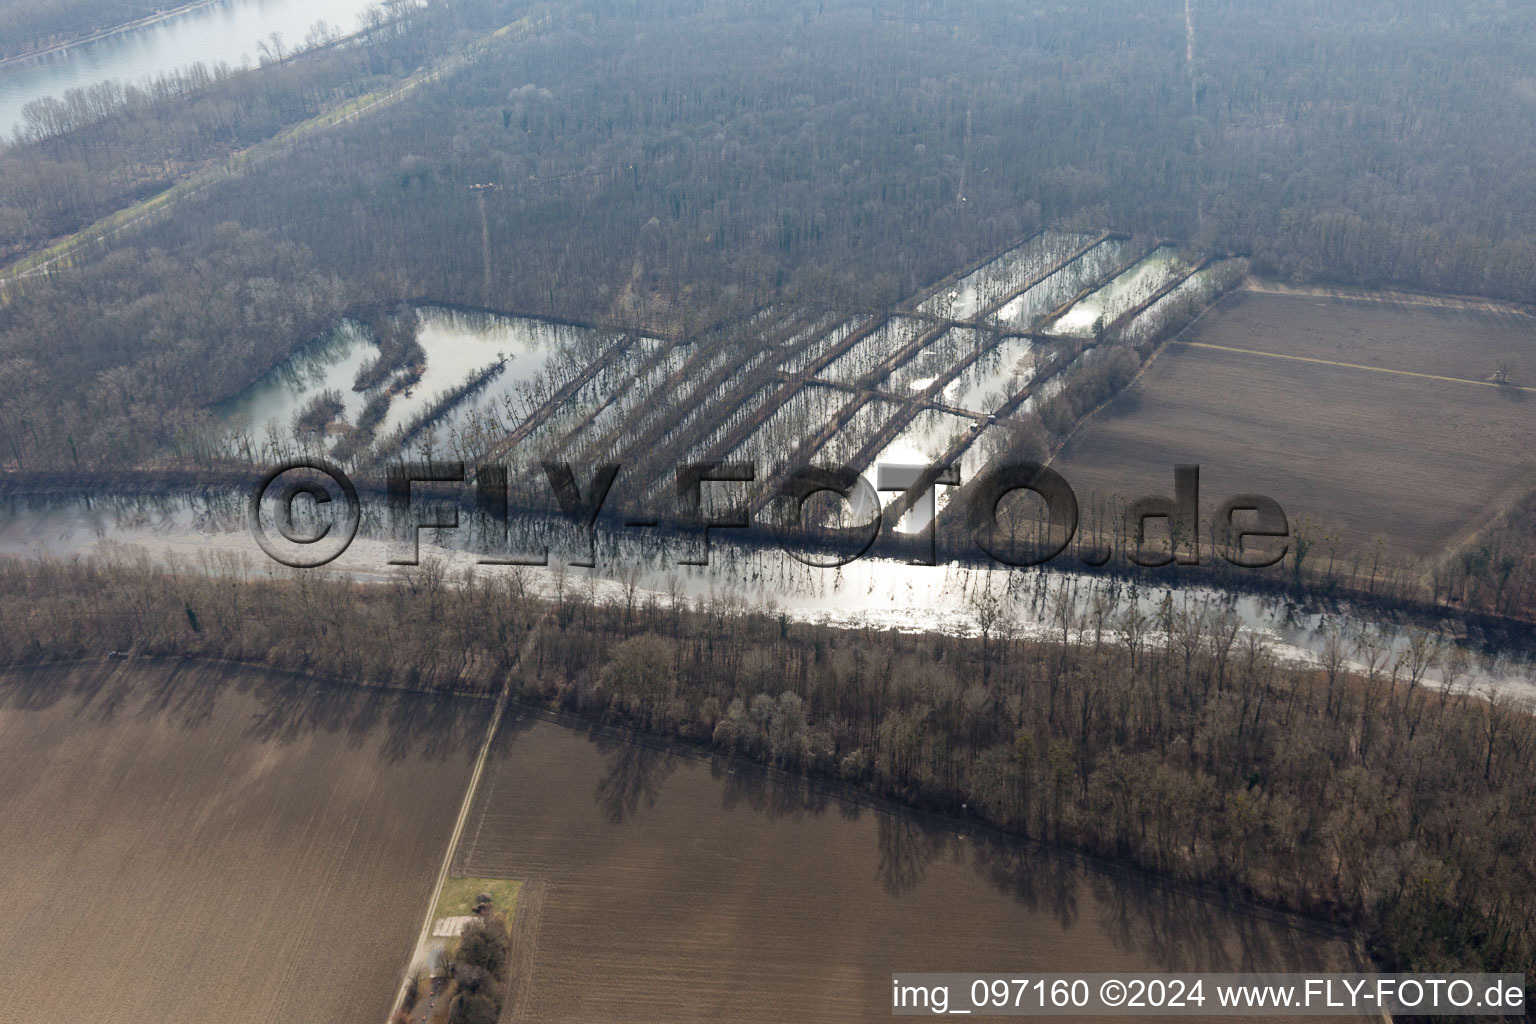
[
  {"x1": 1177, "y1": 340, "x2": 1536, "y2": 393},
  {"x1": 391, "y1": 681, "x2": 510, "y2": 1023}
]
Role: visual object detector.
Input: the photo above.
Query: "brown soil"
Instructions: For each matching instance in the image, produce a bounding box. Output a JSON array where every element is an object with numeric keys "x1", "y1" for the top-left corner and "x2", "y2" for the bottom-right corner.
[
  {"x1": 1053, "y1": 291, "x2": 1536, "y2": 560},
  {"x1": 454, "y1": 716, "x2": 1349, "y2": 1023},
  {"x1": 1209, "y1": 288, "x2": 1536, "y2": 382},
  {"x1": 0, "y1": 660, "x2": 489, "y2": 1024}
]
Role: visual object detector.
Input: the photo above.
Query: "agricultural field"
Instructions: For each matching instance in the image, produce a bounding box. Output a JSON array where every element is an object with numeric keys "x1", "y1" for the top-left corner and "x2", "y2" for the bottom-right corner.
[
  {"x1": 453, "y1": 716, "x2": 1348, "y2": 1023},
  {"x1": 1051, "y1": 288, "x2": 1536, "y2": 561},
  {"x1": 1187, "y1": 287, "x2": 1536, "y2": 382},
  {"x1": 0, "y1": 661, "x2": 490, "y2": 1024}
]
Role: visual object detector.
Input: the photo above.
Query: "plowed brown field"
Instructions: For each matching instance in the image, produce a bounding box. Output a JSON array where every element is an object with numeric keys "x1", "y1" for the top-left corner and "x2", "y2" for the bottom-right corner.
[
  {"x1": 455, "y1": 715, "x2": 1348, "y2": 1023},
  {"x1": 1054, "y1": 289, "x2": 1536, "y2": 558},
  {"x1": 0, "y1": 661, "x2": 489, "y2": 1024}
]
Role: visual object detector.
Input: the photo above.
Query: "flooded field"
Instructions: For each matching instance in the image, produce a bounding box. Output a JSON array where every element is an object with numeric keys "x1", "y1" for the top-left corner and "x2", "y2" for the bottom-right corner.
[
  {"x1": 221, "y1": 307, "x2": 620, "y2": 460},
  {"x1": 942, "y1": 335, "x2": 1037, "y2": 413},
  {"x1": 721, "y1": 383, "x2": 851, "y2": 477},
  {"x1": 220, "y1": 318, "x2": 380, "y2": 438},
  {"x1": 8, "y1": 242, "x2": 1535, "y2": 692},
  {"x1": 453, "y1": 716, "x2": 1348, "y2": 1023},
  {"x1": 865, "y1": 408, "x2": 976, "y2": 476},
  {"x1": 208, "y1": 234, "x2": 1236, "y2": 507},
  {"x1": 401, "y1": 311, "x2": 616, "y2": 441},
  {"x1": 990, "y1": 239, "x2": 1131, "y2": 332},
  {"x1": 1047, "y1": 246, "x2": 1189, "y2": 337},
  {"x1": 1, "y1": 479, "x2": 1533, "y2": 699},
  {"x1": 918, "y1": 231, "x2": 1098, "y2": 320},
  {"x1": 779, "y1": 316, "x2": 873, "y2": 374},
  {"x1": 0, "y1": 661, "x2": 489, "y2": 1024},
  {"x1": 1117, "y1": 260, "x2": 1247, "y2": 345},
  {"x1": 885, "y1": 326, "x2": 991, "y2": 394},
  {"x1": 820, "y1": 316, "x2": 928, "y2": 383}
]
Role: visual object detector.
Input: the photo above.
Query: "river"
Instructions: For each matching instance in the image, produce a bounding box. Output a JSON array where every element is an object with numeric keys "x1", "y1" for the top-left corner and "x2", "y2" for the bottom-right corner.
[
  {"x1": 1, "y1": 488, "x2": 1531, "y2": 700},
  {"x1": 0, "y1": 0, "x2": 379, "y2": 141}
]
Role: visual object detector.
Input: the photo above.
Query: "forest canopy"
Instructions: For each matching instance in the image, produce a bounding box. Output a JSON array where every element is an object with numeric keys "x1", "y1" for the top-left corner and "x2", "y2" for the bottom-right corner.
[{"x1": 5, "y1": 0, "x2": 1536, "y2": 469}]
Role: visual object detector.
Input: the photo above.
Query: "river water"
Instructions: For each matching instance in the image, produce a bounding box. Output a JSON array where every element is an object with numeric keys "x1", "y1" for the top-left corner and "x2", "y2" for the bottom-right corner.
[
  {"x1": 0, "y1": 0, "x2": 379, "y2": 140},
  {"x1": 219, "y1": 307, "x2": 607, "y2": 450},
  {"x1": 0, "y1": 488, "x2": 1531, "y2": 701}
]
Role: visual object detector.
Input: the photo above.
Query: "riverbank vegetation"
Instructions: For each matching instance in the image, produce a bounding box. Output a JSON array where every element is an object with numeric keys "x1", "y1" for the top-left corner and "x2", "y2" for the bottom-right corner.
[
  {"x1": 1453, "y1": 487, "x2": 1536, "y2": 622},
  {"x1": 2, "y1": 551, "x2": 1532, "y2": 982}
]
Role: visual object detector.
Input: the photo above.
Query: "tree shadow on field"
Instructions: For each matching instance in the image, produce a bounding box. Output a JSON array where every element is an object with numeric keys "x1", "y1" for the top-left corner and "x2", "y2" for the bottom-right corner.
[
  {"x1": 875, "y1": 812, "x2": 952, "y2": 896},
  {"x1": 1086, "y1": 866, "x2": 1340, "y2": 971},
  {"x1": 0, "y1": 661, "x2": 227, "y2": 729},
  {"x1": 0, "y1": 662, "x2": 80, "y2": 713},
  {"x1": 715, "y1": 758, "x2": 840, "y2": 820},
  {"x1": 66, "y1": 662, "x2": 118, "y2": 712},
  {"x1": 237, "y1": 670, "x2": 484, "y2": 763},
  {"x1": 134, "y1": 662, "x2": 231, "y2": 729},
  {"x1": 0, "y1": 660, "x2": 493, "y2": 769},
  {"x1": 707, "y1": 754, "x2": 963, "y2": 897},
  {"x1": 1096, "y1": 386, "x2": 1144, "y2": 421},
  {"x1": 339, "y1": 684, "x2": 389, "y2": 748},
  {"x1": 77, "y1": 662, "x2": 141, "y2": 723},
  {"x1": 462, "y1": 704, "x2": 538, "y2": 786},
  {"x1": 971, "y1": 833, "x2": 1344, "y2": 971},
  {"x1": 379, "y1": 689, "x2": 489, "y2": 765},
  {"x1": 591, "y1": 731, "x2": 677, "y2": 824},
  {"x1": 971, "y1": 833, "x2": 1081, "y2": 927},
  {"x1": 489, "y1": 706, "x2": 539, "y2": 752},
  {"x1": 241, "y1": 672, "x2": 364, "y2": 746}
]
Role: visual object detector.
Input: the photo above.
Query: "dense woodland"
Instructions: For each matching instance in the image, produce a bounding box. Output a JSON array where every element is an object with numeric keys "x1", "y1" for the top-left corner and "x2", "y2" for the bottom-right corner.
[
  {"x1": 1, "y1": 551, "x2": 1532, "y2": 985},
  {"x1": 2, "y1": 55, "x2": 366, "y2": 260},
  {"x1": 1456, "y1": 490, "x2": 1536, "y2": 624},
  {"x1": 0, "y1": 5, "x2": 469, "y2": 260},
  {"x1": 5, "y1": 0, "x2": 1536, "y2": 477}
]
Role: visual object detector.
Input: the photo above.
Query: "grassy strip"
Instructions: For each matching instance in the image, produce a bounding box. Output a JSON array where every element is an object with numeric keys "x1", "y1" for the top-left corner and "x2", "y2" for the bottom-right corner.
[{"x1": 433, "y1": 877, "x2": 521, "y2": 922}]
